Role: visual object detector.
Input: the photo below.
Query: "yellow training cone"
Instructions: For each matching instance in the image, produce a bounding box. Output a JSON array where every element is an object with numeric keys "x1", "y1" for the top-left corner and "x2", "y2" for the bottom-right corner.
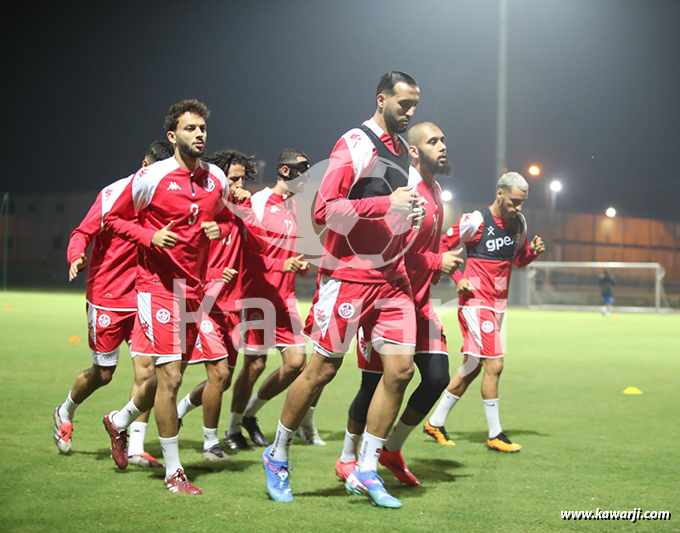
[
  {"x1": 68, "y1": 336, "x2": 81, "y2": 343},
  {"x1": 623, "y1": 387, "x2": 642, "y2": 395}
]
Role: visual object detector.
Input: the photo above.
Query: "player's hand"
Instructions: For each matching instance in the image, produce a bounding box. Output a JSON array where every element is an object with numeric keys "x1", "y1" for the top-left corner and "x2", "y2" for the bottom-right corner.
[
  {"x1": 222, "y1": 267, "x2": 238, "y2": 284},
  {"x1": 233, "y1": 188, "x2": 251, "y2": 203},
  {"x1": 152, "y1": 221, "x2": 178, "y2": 249},
  {"x1": 441, "y1": 248, "x2": 464, "y2": 275},
  {"x1": 389, "y1": 186, "x2": 418, "y2": 214},
  {"x1": 408, "y1": 197, "x2": 426, "y2": 229},
  {"x1": 531, "y1": 235, "x2": 546, "y2": 256},
  {"x1": 431, "y1": 271, "x2": 442, "y2": 285},
  {"x1": 68, "y1": 253, "x2": 88, "y2": 281},
  {"x1": 201, "y1": 221, "x2": 221, "y2": 240},
  {"x1": 297, "y1": 259, "x2": 310, "y2": 277},
  {"x1": 283, "y1": 254, "x2": 307, "y2": 273},
  {"x1": 457, "y1": 278, "x2": 474, "y2": 295}
]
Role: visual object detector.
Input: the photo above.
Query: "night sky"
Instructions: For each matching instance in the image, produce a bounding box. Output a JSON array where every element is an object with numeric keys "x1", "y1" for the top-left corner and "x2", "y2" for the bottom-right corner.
[{"x1": 6, "y1": 0, "x2": 679, "y2": 220}]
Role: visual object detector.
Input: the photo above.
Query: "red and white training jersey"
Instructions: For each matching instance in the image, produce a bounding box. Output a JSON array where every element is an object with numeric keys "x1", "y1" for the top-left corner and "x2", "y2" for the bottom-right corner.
[
  {"x1": 403, "y1": 166, "x2": 444, "y2": 309},
  {"x1": 314, "y1": 118, "x2": 409, "y2": 284},
  {"x1": 240, "y1": 188, "x2": 299, "y2": 305},
  {"x1": 67, "y1": 176, "x2": 137, "y2": 309},
  {"x1": 441, "y1": 207, "x2": 537, "y2": 311},
  {"x1": 205, "y1": 199, "x2": 248, "y2": 312},
  {"x1": 104, "y1": 157, "x2": 229, "y2": 299}
]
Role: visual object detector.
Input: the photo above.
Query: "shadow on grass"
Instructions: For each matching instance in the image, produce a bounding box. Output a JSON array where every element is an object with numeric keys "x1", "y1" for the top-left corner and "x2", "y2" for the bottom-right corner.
[
  {"x1": 447, "y1": 428, "x2": 550, "y2": 444},
  {"x1": 72, "y1": 448, "x2": 118, "y2": 461},
  {"x1": 403, "y1": 457, "x2": 468, "y2": 485}
]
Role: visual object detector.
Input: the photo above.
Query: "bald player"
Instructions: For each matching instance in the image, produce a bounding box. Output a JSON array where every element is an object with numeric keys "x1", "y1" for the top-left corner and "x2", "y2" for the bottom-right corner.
[{"x1": 335, "y1": 122, "x2": 463, "y2": 486}]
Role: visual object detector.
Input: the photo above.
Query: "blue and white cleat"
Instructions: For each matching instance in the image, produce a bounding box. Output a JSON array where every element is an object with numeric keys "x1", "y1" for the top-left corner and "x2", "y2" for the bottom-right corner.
[
  {"x1": 262, "y1": 446, "x2": 293, "y2": 502},
  {"x1": 345, "y1": 469, "x2": 402, "y2": 509}
]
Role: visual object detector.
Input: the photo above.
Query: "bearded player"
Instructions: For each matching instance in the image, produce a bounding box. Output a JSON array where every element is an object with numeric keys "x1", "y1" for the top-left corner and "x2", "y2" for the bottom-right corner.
[
  {"x1": 335, "y1": 122, "x2": 463, "y2": 486},
  {"x1": 425, "y1": 172, "x2": 545, "y2": 452}
]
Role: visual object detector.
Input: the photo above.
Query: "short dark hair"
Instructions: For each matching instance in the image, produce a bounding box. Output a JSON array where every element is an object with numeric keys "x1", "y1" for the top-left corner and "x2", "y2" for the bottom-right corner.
[
  {"x1": 204, "y1": 149, "x2": 258, "y2": 180},
  {"x1": 376, "y1": 70, "x2": 418, "y2": 97},
  {"x1": 164, "y1": 99, "x2": 211, "y2": 132},
  {"x1": 145, "y1": 140, "x2": 173, "y2": 163},
  {"x1": 276, "y1": 149, "x2": 308, "y2": 166}
]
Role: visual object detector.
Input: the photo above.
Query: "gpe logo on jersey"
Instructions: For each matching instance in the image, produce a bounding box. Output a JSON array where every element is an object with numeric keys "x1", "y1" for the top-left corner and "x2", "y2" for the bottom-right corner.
[{"x1": 485, "y1": 234, "x2": 520, "y2": 253}]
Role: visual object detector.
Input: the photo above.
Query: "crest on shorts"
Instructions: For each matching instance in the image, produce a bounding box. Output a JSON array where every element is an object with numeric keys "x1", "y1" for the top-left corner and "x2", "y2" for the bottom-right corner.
[
  {"x1": 97, "y1": 314, "x2": 111, "y2": 328},
  {"x1": 338, "y1": 302, "x2": 355, "y2": 320},
  {"x1": 481, "y1": 320, "x2": 495, "y2": 334},
  {"x1": 204, "y1": 177, "x2": 215, "y2": 192},
  {"x1": 156, "y1": 308, "x2": 171, "y2": 324},
  {"x1": 200, "y1": 319, "x2": 214, "y2": 334}
]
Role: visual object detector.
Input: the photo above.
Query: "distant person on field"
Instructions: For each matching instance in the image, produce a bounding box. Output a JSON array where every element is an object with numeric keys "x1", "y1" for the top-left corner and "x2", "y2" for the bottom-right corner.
[{"x1": 599, "y1": 269, "x2": 616, "y2": 316}]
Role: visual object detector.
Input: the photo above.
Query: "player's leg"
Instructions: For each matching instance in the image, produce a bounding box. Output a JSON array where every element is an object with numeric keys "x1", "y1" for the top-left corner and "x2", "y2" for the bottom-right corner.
[
  {"x1": 127, "y1": 355, "x2": 162, "y2": 467},
  {"x1": 425, "y1": 355, "x2": 481, "y2": 444},
  {"x1": 263, "y1": 351, "x2": 343, "y2": 502},
  {"x1": 297, "y1": 389, "x2": 326, "y2": 446},
  {"x1": 200, "y1": 358, "x2": 234, "y2": 461},
  {"x1": 381, "y1": 352, "x2": 449, "y2": 486},
  {"x1": 336, "y1": 371, "x2": 381, "y2": 479},
  {"x1": 227, "y1": 353, "x2": 267, "y2": 447},
  {"x1": 480, "y1": 356, "x2": 519, "y2": 452}
]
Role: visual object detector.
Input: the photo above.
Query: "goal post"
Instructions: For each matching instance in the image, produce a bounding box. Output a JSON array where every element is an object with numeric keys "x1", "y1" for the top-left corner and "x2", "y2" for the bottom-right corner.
[{"x1": 526, "y1": 261, "x2": 670, "y2": 313}]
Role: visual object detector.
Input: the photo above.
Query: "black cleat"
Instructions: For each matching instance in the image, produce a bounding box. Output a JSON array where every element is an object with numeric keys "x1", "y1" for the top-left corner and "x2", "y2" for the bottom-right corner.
[
  {"x1": 242, "y1": 416, "x2": 268, "y2": 447},
  {"x1": 224, "y1": 432, "x2": 254, "y2": 451}
]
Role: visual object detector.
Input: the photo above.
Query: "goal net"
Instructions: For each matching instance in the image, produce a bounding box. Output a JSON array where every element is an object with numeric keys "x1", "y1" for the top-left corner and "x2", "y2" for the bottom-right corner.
[{"x1": 526, "y1": 261, "x2": 670, "y2": 312}]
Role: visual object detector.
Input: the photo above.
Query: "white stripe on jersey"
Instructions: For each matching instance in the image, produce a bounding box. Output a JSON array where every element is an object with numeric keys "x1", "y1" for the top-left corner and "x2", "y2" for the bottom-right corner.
[
  {"x1": 461, "y1": 305, "x2": 483, "y2": 351},
  {"x1": 315, "y1": 276, "x2": 342, "y2": 338},
  {"x1": 137, "y1": 291, "x2": 154, "y2": 347},
  {"x1": 100, "y1": 176, "x2": 133, "y2": 229},
  {"x1": 130, "y1": 157, "x2": 180, "y2": 214},
  {"x1": 447, "y1": 210, "x2": 484, "y2": 244},
  {"x1": 340, "y1": 118, "x2": 400, "y2": 188},
  {"x1": 251, "y1": 188, "x2": 275, "y2": 223}
]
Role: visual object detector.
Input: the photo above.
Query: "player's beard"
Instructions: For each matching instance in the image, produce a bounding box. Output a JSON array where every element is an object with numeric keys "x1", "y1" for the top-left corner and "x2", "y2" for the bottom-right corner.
[
  {"x1": 384, "y1": 107, "x2": 409, "y2": 134},
  {"x1": 177, "y1": 137, "x2": 205, "y2": 159},
  {"x1": 419, "y1": 148, "x2": 451, "y2": 177}
]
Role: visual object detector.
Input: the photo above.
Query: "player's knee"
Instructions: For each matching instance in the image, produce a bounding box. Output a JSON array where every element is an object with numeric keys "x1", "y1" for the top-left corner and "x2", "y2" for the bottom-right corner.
[
  {"x1": 159, "y1": 367, "x2": 183, "y2": 392},
  {"x1": 385, "y1": 362, "x2": 415, "y2": 387},
  {"x1": 485, "y1": 358, "x2": 504, "y2": 377},
  {"x1": 134, "y1": 362, "x2": 155, "y2": 383},
  {"x1": 209, "y1": 364, "x2": 230, "y2": 387},
  {"x1": 247, "y1": 355, "x2": 267, "y2": 375},
  {"x1": 283, "y1": 353, "x2": 305, "y2": 377},
  {"x1": 222, "y1": 372, "x2": 233, "y2": 392},
  {"x1": 94, "y1": 365, "x2": 116, "y2": 386}
]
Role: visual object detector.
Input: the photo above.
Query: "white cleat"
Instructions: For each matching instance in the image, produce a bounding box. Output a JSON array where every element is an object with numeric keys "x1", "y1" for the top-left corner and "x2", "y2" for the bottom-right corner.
[
  {"x1": 296, "y1": 425, "x2": 326, "y2": 446},
  {"x1": 53, "y1": 406, "x2": 73, "y2": 454}
]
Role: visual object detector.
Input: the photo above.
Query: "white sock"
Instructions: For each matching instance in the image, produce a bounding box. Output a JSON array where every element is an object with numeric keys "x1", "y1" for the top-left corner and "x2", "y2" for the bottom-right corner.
[
  {"x1": 111, "y1": 399, "x2": 144, "y2": 431},
  {"x1": 177, "y1": 394, "x2": 198, "y2": 420},
  {"x1": 244, "y1": 394, "x2": 269, "y2": 418},
  {"x1": 340, "y1": 429, "x2": 361, "y2": 463},
  {"x1": 128, "y1": 421, "x2": 147, "y2": 457},
  {"x1": 268, "y1": 420, "x2": 295, "y2": 462},
  {"x1": 203, "y1": 427, "x2": 219, "y2": 450},
  {"x1": 159, "y1": 435, "x2": 183, "y2": 479},
  {"x1": 483, "y1": 398, "x2": 502, "y2": 438},
  {"x1": 227, "y1": 412, "x2": 244, "y2": 436},
  {"x1": 385, "y1": 421, "x2": 416, "y2": 452},
  {"x1": 59, "y1": 392, "x2": 79, "y2": 422},
  {"x1": 356, "y1": 432, "x2": 385, "y2": 473},
  {"x1": 428, "y1": 391, "x2": 460, "y2": 427},
  {"x1": 301, "y1": 406, "x2": 316, "y2": 428}
]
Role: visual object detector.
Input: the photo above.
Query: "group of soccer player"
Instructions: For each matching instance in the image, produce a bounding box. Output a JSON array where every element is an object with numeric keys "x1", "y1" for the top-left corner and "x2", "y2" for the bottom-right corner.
[{"x1": 53, "y1": 70, "x2": 545, "y2": 508}]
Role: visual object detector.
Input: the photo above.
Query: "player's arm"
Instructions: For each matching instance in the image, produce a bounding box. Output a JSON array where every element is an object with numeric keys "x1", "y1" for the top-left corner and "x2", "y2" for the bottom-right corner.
[
  {"x1": 104, "y1": 171, "x2": 169, "y2": 248},
  {"x1": 314, "y1": 137, "x2": 395, "y2": 228},
  {"x1": 67, "y1": 192, "x2": 103, "y2": 281},
  {"x1": 440, "y1": 212, "x2": 482, "y2": 283},
  {"x1": 514, "y1": 215, "x2": 545, "y2": 267}
]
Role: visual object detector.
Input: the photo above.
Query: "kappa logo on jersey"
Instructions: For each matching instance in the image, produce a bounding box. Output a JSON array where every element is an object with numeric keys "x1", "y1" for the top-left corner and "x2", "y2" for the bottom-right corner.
[
  {"x1": 481, "y1": 320, "x2": 495, "y2": 334},
  {"x1": 155, "y1": 308, "x2": 171, "y2": 324},
  {"x1": 204, "y1": 177, "x2": 215, "y2": 192},
  {"x1": 485, "y1": 234, "x2": 520, "y2": 253},
  {"x1": 200, "y1": 319, "x2": 213, "y2": 334},
  {"x1": 167, "y1": 182, "x2": 181, "y2": 191},
  {"x1": 97, "y1": 314, "x2": 111, "y2": 328},
  {"x1": 270, "y1": 205, "x2": 280, "y2": 213},
  {"x1": 338, "y1": 302, "x2": 355, "y2": 319}
]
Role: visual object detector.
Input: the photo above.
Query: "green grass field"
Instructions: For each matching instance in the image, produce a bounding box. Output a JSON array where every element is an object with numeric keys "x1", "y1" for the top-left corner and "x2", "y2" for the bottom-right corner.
[{"x1": 0, "y1": 291, "x2": 678, "y2": 532}]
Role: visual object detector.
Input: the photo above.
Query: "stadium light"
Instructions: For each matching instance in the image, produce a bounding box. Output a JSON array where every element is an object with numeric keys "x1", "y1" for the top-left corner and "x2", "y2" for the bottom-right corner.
[
  {"x1": 606, "y1": 207, "x2": 617, "y2": 218},
  {"x1": 528, "y1": 165, "x2": 541, "y2": 177},
  {"x1": 441, "y1": 190, "x2": 453, "y2": 202},
  {"x1": 550, "y1": 180, "x2": 562, "y2": 192}
]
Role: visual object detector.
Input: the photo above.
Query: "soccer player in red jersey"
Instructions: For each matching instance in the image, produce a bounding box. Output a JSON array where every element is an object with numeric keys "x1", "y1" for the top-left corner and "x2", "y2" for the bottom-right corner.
[
  {"x1": 54, "y1": 140, "x2": 172, "y2": 468},
  {"x1": 335, "y1": 122, "x2": 463, "y2": 486},
  {"x1": 262, "y1": 72, "x2": 423, "y2": 508},
  {"x1": 101, "y1": 100, "x2": 231, "y2": 494},
  {"x1": 225, "y1": 149, "x2": 316, "y2": 449},
  {"x1": 425, "y1": 172, "x2": 545, "y2": 452},
  {"x1": 174, "y1": 150, "x2": 257, "y2": 458}
]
